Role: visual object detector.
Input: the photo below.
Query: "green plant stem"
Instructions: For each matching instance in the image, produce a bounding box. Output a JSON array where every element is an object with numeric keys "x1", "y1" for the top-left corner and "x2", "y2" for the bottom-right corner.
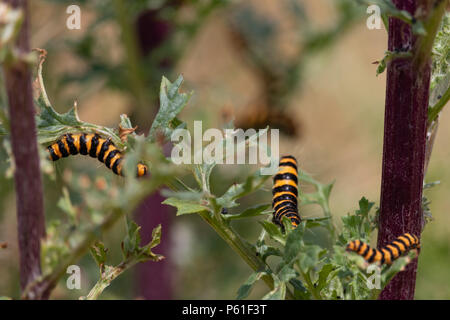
[
  {"x1": 85, "y1": 260, "x2": 135, "y2": 300},
  {"x1": 428, "y1": 85, "x2": 450, "y2": 124},
  {"x1": 23, "y1": 175, "x2": 165, "y2": 299},
  {"x1": 322, "y1": 198, "x2": 335, "y2": 243},
  {"x1": 113, "y1": 0, "x2": 152, "y2": 127},
  {"x1": 22, "y1": 208, "x2": 125, "y2": 299},
  {"x1": 413, "y1": 0, "x2": 448, "y2": 70},
  {"x1": 198, "y1": 211, "x2": 295, "y2": 300}
]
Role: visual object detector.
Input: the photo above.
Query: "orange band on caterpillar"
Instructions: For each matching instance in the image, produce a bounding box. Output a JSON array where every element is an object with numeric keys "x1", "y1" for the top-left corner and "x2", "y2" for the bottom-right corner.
[
  {"x1": 272, "y1": 155, "x2": 301, "y2": 229},
  {"x1": 47, "y1": 133, "x2": 148, "y2": 177},
  {"x1": 346, "y1": 233, "x2": 420, "y2": 265}
]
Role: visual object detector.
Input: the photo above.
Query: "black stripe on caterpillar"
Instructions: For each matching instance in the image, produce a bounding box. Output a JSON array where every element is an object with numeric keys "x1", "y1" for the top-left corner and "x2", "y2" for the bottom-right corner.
[
  {"x1": 346, "y1": 233, "x2": 420, "y2": 265},
  {"x1": 47, "y1": 133, "x2": 148, "y2": 177},
  {"x1": 272, "y1": 155, "x2": 301, "y2": 229}
]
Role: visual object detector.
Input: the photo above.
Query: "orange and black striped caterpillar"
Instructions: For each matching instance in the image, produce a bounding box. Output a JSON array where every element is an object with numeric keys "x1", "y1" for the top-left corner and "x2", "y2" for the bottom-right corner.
[
  {"x1": 47, "y1": 133, "x2": 148, "y2": 177},
  {"x1": 272, "y1": 155, "x2": 301, "y2": 229},
  {"x1": 346, "y1": 233, "x2": 420, "y2": 265}
]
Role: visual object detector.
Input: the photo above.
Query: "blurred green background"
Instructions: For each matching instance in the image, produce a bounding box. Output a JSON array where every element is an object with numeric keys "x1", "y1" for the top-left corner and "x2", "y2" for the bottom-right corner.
[{"x1": 0, "y1": 0, "x2": 448, "y2": 299}]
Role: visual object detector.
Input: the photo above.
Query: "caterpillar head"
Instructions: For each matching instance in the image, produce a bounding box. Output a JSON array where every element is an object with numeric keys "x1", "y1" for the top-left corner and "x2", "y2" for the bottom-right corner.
[{"x1": 137, "y1": 163, "x2": 148, "y2": 177}]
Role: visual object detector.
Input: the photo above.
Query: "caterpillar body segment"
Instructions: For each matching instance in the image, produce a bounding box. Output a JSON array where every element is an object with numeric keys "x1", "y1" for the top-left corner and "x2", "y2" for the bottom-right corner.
[
  {"x1": 47, "y1": 133, "x2": 148, "y2": 177},
  {"x1": 346, "y1": 233, "x2": 420, "y2": 265},
  {"x1": 272, "y1": 155, "x2": 301, "y2": 229}
]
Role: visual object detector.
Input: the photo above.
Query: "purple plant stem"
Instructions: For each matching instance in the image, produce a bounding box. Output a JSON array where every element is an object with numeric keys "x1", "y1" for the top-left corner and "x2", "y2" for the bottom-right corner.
[
  {"x1": 133, "y1": 4, "x2": 178, "y2": 299},
  {"x1": 2, "y1": 0, "x2": 46, "y2": 299},
  {"x1": 377, "y1": 0, "x2": 431, "y2": 300},
  {"x1": 135, "y1": 192, "x2": 174, "y2": 299}
]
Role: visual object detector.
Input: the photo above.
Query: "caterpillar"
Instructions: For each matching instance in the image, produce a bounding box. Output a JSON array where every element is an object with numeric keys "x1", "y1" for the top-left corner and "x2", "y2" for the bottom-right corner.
[
  {"x1": 272, "y1": 155, "x2": 301, "y2": 229},
  {"x1": 346, "y1": 233, "x2": 420, "y2": 265},
  {"x1": 47, "y1": 133, "x2": 148, "y2": 177}
]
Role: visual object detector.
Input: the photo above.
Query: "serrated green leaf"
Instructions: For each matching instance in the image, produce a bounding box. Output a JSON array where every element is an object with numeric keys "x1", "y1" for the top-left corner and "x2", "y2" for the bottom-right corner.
[
  {"x1": 121, "y1": 218, "x2": 143, "y2": 258},
  {"x1": 304, "y1": 216, "x2": 331, "y2": 229},
  {"x1": 298, "y1": 245, "x2": 323, "y2": 272},
  {"x1": 148, "y1": 75, "x2": 191, "y2": 142},
  {"x1": 137, "y1": 225, "x2": 164, "y2": 263},
  {"x1": 290, "y1": 278, "x2": 310, "y2": 300},
  {"x1": 255, "y1": 241, "x2": 283, "y2": 262},
  {"x1": 380, "y1": 251, "x2": 417, "y2": 287},
  {"x1": 278, "y1": 264, "x2": 298, "y2": 282},
  {"x1": 162, "y1": 197, "x2": 208, "y2": 215},
  {"x1": 316, "y1": 263, "x2": 334, "y2": 292},
  {"x1": 90, "y1": 241, "x2": 108, "y2": 268},
  {"x1": 283, "y1": 223, "x2": 304, "y2": 263},
  {"x1": 236, "y1": 271, "x2": 268, "y2": 300},
  {"x1": 148, "y1": 224, "x2": 162, "y2": 250},
  {"x1": 356, "y1": 197, "x2": 373, "y2": 217},
  {"x1": 216, "y1": 170, "x2": 270, "y2": 208},
  {"x1": 222, "y1": 203, "x2": 270, "y2": 221},
  {"x1": 56, "y1": 187, "x2": 77, "y2": 222},
  {"x1": 35, "y1": 95, "x2": 123, "y2": 147},
  {"x1": 259, "y1": 220, "x2": 285, "y2": 245}
]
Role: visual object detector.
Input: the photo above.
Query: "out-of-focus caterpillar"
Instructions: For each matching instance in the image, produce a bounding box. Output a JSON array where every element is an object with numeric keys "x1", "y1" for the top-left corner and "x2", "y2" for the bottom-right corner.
[
  {"x1": 47, "y1": 133, "x2": 148, "y2": 177},
  {"x1": 272, "y1": 155, "x2": 301, "y2": 229},
  {"x1": 346, "y1": 233, "x2": 420, "y2": 265}
]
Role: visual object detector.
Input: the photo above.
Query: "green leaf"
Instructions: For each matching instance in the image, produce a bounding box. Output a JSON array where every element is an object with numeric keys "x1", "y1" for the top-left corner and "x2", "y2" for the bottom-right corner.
[
  {"x1": 283, "y1": 223, "x2": 304, "y2": 263},
  {"x1": 35, "y1": 96, "x2": 123, "y2": 147},
  {"x1": 412, "y1": 20, "x2": 426, "y2": 36},
  {"x1": 316, "y1": 263, "x2": 334, "y2": 292},
  {"x1": 90, "y1": 241, "x2": 108, "y2": 268},
  {"x1": 381, "y1": 251, "x2": 418, "y2": 288},
  {"x1": 356, "y1": 197, "x2": 374, "y2": 217},
  {"x1": 147, "y1": 224, "x2": 162, "y2": 250},
  {"x1": 36, "y1": 98, "x2": 82, "y2": 144},
  {"x1": 290, "y1": 278, "x2": 310, "y2": 300},
  {"x1": 122, "y1": 218, "x2": 141, "y2": 257},
  {"x1": 304, "y1": 216, "x2": 331, "y2": 229},
  {"x1": 236, "y1": 271, "x2": 268, "y2": 300},
  {"x1": 137, "y1": 224, "x2": 164, "y2": 262},
  {"x1": 57, "y1": 187, "x2": 77, "y2": 222},
  {"x1": 162, "y1": 197, "x2": 208, "y2": 216},
  {"x1": 298, "y1": 245, "x2": 323, "y2": 273},
  {"x1": 431, "y1": 13, "x2": 450, "y2": 90},
  {"x1": 278, "y1": 264, "x2": 298, "y2": 282},
  {"x1": 374, "y1": 51, "x2": 412, "y2": 76},
  {"x1": 148, "y1": 75, "x2": 191, "y2": 142},
  {"x1": 216, "y1": 170, "x2": 270, "y2": 208},
  {"x1": 122, "y1": 220, "x2": 163, "y2": 263},
  {"x1": 262, "y1": 282, "x2": 286, "y2": 300},
  {"x1": 193, "y1": 162, "x2": 217, "y2": 193},
  {"x1": 222, "y1": 203, "x2": 270, "y2": 221},
  {"x1": 259, "y1": 220, "x2": 285, "y2": 245},
  {"x1": 255, "y1": 240, "x2": 283, "y2": 262}
]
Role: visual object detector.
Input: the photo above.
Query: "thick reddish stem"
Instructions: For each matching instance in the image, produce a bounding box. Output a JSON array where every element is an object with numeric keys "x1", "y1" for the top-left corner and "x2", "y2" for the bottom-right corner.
[
  {"x1": 2, "y1": 0, "x2": 46, "y2": 299},
  {"x1": 136, "y1": 193, "x2": 173, "y2": 299},
  {"x1": 377, "y1": 0, "x2": 431, "y2": 300}
]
